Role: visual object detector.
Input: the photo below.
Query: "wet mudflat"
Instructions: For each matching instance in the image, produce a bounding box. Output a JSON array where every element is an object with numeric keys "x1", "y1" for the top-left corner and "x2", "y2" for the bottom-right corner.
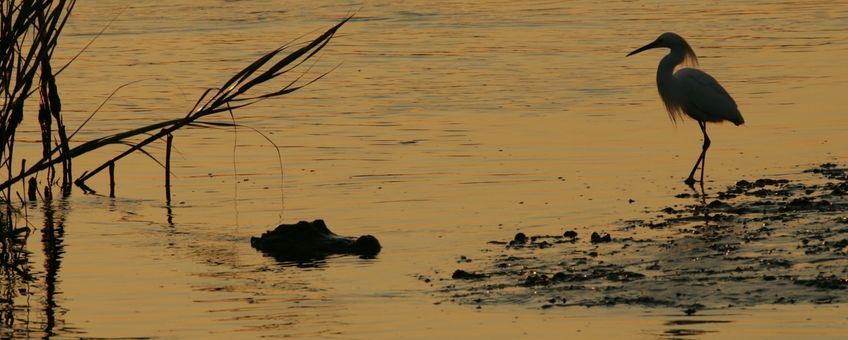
[{"x1": 440, "y1": 163, "x2": 848, "y2": 312}]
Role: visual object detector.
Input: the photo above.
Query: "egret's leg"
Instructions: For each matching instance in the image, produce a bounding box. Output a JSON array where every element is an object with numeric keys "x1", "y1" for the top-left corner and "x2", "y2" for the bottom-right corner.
[
  {"x1": 699, "y1": 123, "x2": 710, "y2": 184},
  {"x1": 685, "y1": 122, "x2": 710, "y2": 185},
  {"x1": 685, "y1": 153, "x2": 704, "y2": 186}
]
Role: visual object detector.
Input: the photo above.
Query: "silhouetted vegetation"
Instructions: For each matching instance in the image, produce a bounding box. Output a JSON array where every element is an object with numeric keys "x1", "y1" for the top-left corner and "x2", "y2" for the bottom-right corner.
[
  {"x1": 1, "y1": 1, "x2": 350, "y2": 218},
  {"x1": 2, "y1": 3, "x2": 349, "y2": 334},
  {"x1": 2, "y1": 0, "x2": 75, "y2": 225}
]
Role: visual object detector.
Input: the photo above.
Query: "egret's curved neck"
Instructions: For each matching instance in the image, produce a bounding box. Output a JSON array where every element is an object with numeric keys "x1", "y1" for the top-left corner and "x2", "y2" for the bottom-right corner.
[{"x1": 656, "y1": 48, "x2": 684, "y2": 86}]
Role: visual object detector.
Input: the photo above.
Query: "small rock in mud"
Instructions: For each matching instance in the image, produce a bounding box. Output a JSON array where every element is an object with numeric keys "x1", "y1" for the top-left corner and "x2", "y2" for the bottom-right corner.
[
  {"x1": 735, "y1": 179, "x2": 752, "y2": 188},
  {"x1": 563, "y1": 230, "x2": 578, "y2": 238},
  {"x1": 524, "y1": 273, "x2": 553, "y2": 286},
  {"x1": 754, "y1": 178, "x2": 789, "y2": 187},
  {"x1": 774, "y1": 296, "x2": 797, "y2": 304},
  {"x1": 510, "y1": 232, "x2": 528, "y2": 246},
  {"x1": 590, "y1": 232, "x2": 612, "y2": 243},
  {"x1": 452, "y1": 269, "x2": 488, "y2": 280},
  {"x1": 683, "y1": 304, "x2": 705, "y2": 316},
  {"x1": 596, "y1": 296, "x2": 673, "y2": 307},
  {"x1": 759, "y1": 258, "x2": 792, "y2": 268},
  {"x1": 795, "y1": 275, "x2": 848, "y2": 290},
  {"x1": 707, "y1": 200, "x2": 731, "y2": 209},
  {"x1": 661, "y1": 207, "x2": 681, "y2": 214}
]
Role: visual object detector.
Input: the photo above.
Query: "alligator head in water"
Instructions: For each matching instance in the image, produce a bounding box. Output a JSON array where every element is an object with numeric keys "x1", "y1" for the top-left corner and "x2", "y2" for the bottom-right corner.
[{"x1": 250, "y1": 219, "x2": 381, "y2": 262}]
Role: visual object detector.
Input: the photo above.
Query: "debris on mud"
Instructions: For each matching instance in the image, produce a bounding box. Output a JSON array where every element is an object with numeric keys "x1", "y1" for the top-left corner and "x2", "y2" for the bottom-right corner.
[
  {"x1": 590, "y1": 232, "x2": 612, "y2": 243},
  {"x1": 438, "y1": 163, "x2": 848, "y2": 309},
  {"x1": 452, "y1": 269, "x2": 488, "y2": 280}
]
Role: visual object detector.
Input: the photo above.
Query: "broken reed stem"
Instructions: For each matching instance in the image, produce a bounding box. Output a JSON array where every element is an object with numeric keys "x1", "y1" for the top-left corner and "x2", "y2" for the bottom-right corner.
[
  {"x1": 19, "y1": 159, "x2": 26, "y2": 201},
  {"x1": 108, "y1": 161, "x2": 115, "y2": 198},
  {"x1": 28, "y1": 178, "x2": 37, "y2": 202},
  {"x1": 165, "y1": 133, "x2": 173, "y2": 204},
  {"x1": 74, "y1": 123, "x2": 190, "y2": 190},
  {"x1": 8, "y1": 117, "x2": 183, "y2": 191}
]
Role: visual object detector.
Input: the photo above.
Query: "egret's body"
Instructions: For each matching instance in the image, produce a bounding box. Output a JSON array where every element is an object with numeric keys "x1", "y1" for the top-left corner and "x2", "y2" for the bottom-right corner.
[{"x1": 627, "y1": 32, "x2": 744, "y2": 186}]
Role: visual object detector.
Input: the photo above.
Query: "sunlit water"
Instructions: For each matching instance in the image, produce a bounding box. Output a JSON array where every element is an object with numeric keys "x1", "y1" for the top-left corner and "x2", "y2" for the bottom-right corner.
[{"x1": 3, "y1": 0, "x2": 848, "y2": 338}]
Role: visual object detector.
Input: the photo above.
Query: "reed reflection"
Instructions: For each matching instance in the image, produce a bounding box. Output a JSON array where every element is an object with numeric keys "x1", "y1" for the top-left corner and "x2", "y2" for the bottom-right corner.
[
  {"x1": 0, "y1": 198, "x2": 71, "y2": 338},
  {"x1": 40, "y1": 200, "x2": 68, "y2": 336},
  {"x1": 1, "y1": 236, "x2": 29, "y2": 335},
  {"x1": 1, "y1": 211, "x2": 34, "y2": 336}
]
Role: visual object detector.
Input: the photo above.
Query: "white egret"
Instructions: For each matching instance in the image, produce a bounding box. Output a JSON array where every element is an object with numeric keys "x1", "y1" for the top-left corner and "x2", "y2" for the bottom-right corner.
[{"x1": 627, "y1": 32, "x2": 744, "y2": 186}]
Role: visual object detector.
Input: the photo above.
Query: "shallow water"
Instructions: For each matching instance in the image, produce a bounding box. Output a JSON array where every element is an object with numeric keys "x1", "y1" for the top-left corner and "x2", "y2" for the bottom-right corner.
[{"x1": 3, "y1": 0, "x2": 848, "y2": 338}]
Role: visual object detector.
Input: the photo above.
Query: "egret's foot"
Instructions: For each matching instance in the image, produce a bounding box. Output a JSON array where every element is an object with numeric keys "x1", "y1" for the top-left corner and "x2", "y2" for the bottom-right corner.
[{"x1": 684, "y1": 177, "x2": 697, "y2": 186}]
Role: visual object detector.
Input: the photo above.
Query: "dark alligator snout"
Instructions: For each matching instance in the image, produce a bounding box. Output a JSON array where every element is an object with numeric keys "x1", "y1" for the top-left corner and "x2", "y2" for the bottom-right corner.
[{"x1": 351, "y1": 235, "x2": 382, "y2": 257}]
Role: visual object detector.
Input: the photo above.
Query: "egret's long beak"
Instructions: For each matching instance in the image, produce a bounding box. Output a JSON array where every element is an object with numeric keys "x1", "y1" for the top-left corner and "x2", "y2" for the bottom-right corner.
[{"x1": 627, "y1": 40, "x2": 660, "y2": 57}]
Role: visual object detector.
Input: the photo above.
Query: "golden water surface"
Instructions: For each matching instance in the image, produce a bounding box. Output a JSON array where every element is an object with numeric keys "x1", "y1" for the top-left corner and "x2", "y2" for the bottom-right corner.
[{"x1": 3, "y1": 0, "x2": 848, "y2": 338}]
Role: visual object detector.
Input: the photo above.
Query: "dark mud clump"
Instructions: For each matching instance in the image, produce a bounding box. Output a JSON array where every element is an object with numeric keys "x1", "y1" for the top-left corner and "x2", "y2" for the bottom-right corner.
[
  {"x1": 590, "y1": 232, "x2": 612, "y2": 243},
  {"x1": 251, "y1": 219, "x2": 381, "y2": 262},
  {"x1": 438, "y1": 163, "x2": 848, "y2": 310},
  {"x1": 452, "y1": 269, "x2": 488, "y2": 280}
]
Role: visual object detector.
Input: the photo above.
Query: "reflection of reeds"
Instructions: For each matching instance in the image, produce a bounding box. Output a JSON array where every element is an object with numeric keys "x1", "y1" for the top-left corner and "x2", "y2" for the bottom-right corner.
[{"x1": 39, "y1": 200, "x2": 66, "y2": 336}]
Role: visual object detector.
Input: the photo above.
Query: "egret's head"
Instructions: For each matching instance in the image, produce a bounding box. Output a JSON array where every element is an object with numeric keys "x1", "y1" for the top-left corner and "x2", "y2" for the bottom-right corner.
[{"x1": 627, "y1": 32, "x2": 698, "y2": 66}]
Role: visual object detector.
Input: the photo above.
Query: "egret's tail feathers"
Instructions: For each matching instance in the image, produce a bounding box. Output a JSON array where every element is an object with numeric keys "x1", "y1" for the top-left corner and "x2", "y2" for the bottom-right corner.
[{"x1": 729, "y1": 110, "x2": 745, "y2": 126}]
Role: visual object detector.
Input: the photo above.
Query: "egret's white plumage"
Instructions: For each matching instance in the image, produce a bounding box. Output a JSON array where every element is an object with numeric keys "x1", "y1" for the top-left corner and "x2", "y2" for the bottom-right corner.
[{"x1": 627, "y1": 32, "x2": 744, "y2": 186}]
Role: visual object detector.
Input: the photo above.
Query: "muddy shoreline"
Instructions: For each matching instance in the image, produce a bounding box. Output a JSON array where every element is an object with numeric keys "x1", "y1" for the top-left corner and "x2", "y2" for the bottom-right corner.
[{"x1": 436, "y1": 163, "x2": 848, "y2": 312}]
